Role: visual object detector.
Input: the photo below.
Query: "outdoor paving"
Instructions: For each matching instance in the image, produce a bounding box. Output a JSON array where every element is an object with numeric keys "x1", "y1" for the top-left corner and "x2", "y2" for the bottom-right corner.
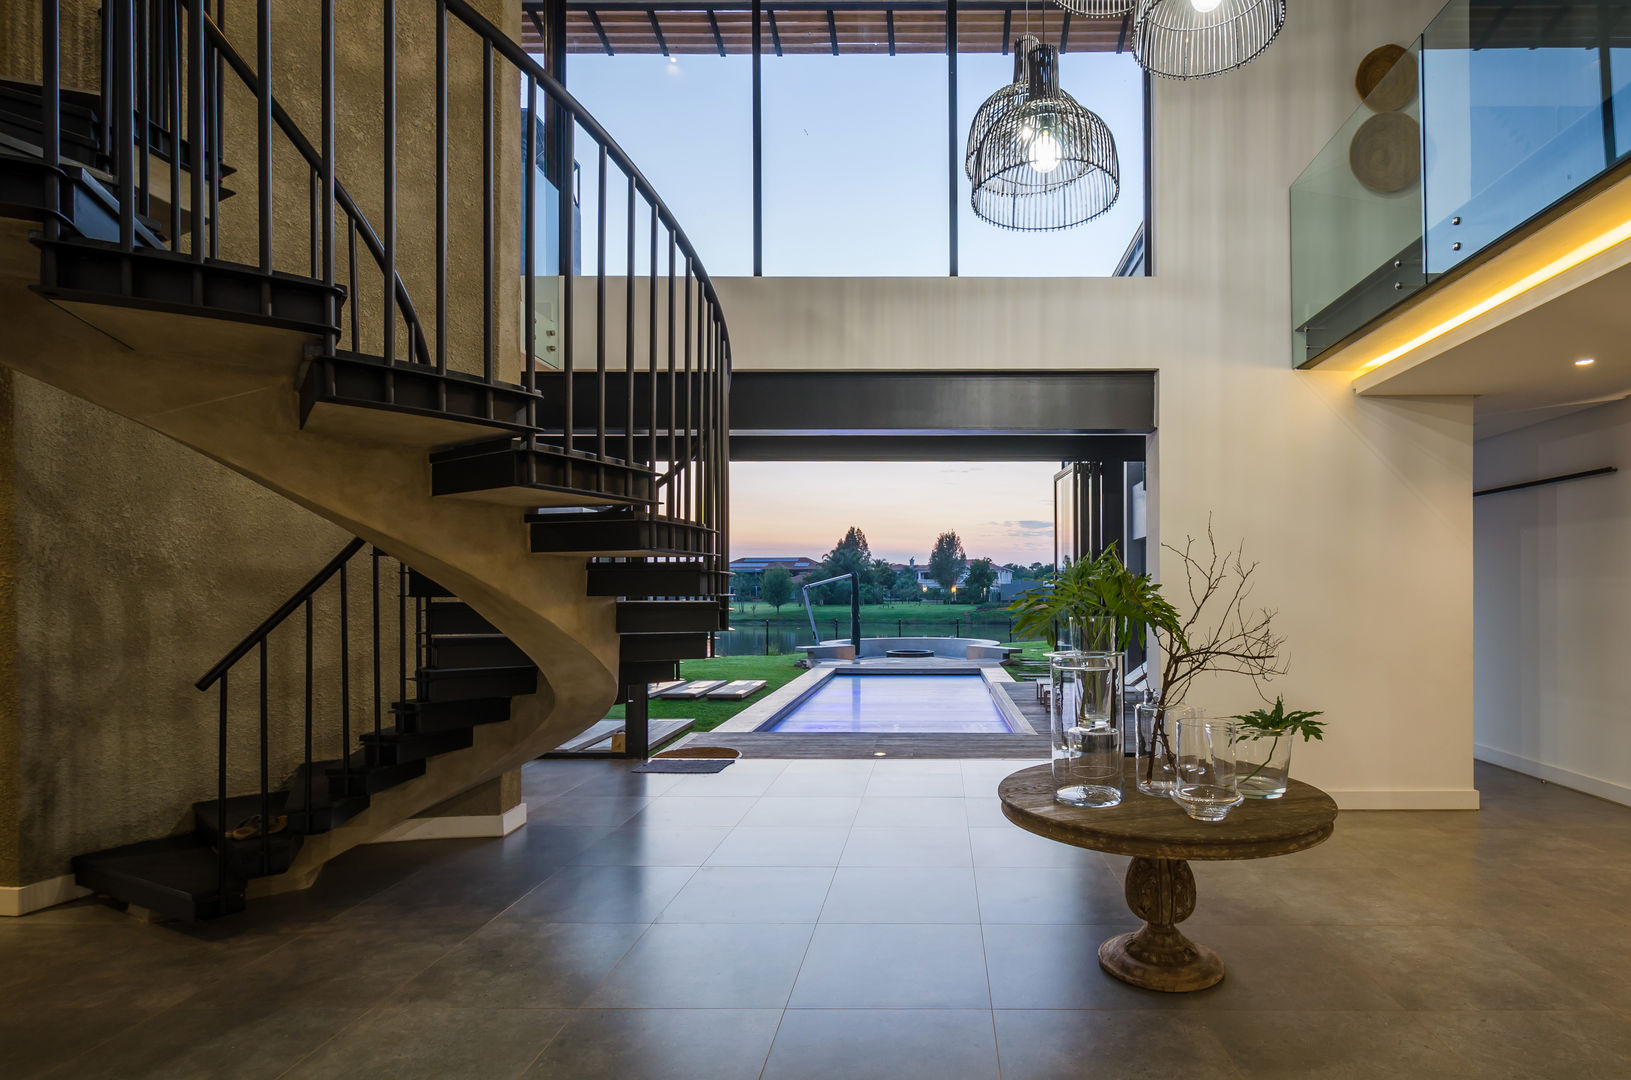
[{"x1": 3, "y1": 760, "x2": 1629, "y2": 1078}]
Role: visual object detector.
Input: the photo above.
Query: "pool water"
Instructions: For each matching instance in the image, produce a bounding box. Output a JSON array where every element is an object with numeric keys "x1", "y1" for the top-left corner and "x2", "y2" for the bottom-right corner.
[{"x1": 767, "y1": 673, "x2": 1012, "y2": 734}]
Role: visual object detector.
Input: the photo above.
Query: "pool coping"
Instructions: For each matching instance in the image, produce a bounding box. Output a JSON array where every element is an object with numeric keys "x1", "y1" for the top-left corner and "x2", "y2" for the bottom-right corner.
[{"x1": 708, "y1": 659, "x2": 1033, "y2": 735}]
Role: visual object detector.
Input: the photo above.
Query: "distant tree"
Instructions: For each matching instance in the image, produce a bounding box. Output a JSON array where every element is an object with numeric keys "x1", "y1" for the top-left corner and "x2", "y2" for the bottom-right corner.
[
  {"x1": 928, "y1": 531, "x2": 967, "y2": 596},
  {"x1": 868, "y1": 556, "x2": 897, "y2": 591},
  {"x1": 964, "y1": 558, "x2": 996, "y2": 602},
  {"x1": 895, "y1": 565, "x2": 920, "y2": 600},
  {"x1": 818, "y1": 526, "x2": 873, "y2": 603},
  {"x1": 730, "y1": 571, "x2": 753, "y2": 608},
  {"x1": 761, "y1": 567, "x2": 795, "y2": 613}
]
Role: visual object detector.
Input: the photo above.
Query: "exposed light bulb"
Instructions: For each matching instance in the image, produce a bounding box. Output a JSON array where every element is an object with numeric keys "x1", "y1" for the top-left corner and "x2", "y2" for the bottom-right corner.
[
  {"x1": 1191, "y1": 0, "x2": 1225, "y2": 11},
  {"x1": 1028, "y1": 130, "x2": 1062, "y2": 174},
  {"x1": 1576, "y1": 357, "x2": 1597, "y2": 366}
]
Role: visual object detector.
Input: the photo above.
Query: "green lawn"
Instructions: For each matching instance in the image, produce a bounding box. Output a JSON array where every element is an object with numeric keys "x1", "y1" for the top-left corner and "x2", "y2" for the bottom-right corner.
[{"x1": 604, "y1": 653, "x2": 807, "y2": 733}]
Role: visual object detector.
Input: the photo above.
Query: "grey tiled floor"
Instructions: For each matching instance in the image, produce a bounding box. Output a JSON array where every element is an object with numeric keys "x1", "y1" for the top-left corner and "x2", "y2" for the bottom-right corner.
[{"x1": 4, "y1": 759, "x2": 1629, "y2": 1079}]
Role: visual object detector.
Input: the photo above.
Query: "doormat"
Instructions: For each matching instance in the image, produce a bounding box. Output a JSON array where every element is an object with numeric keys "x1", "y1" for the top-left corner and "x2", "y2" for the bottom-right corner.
[{"x1": 631, "y1": 758, "x2": 734, "y2": 774}]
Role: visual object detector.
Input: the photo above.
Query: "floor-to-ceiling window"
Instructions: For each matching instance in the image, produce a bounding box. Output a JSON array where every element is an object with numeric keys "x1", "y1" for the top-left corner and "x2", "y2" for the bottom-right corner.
[{"x1": 531, "y1": 1, "x2": 1150, "y2": 278}]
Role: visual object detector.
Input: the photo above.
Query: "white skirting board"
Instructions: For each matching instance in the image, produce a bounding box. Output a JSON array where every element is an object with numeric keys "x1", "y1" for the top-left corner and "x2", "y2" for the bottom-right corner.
[
  {"x1": 1324, "y1": 788, "x2": 1481, "y2": 810},
  {"x1": 0, "y1": 874, "x2": 91, "y2": 917},
  {"x1": 1475, "y1": 744, "x2": 1631, "y2": 808},
  {"x1": 367, "y1": 802, "x2": 528, "y2": 844}
]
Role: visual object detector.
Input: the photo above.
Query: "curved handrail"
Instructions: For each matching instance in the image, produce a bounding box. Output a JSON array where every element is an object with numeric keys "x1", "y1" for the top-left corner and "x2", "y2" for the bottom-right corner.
[
  {"x1": 198, "y1": 9, "x2": 432, "y2": 365},
  {"x1": 442, "y1": 0, "x2": 732, "y2": 355}
]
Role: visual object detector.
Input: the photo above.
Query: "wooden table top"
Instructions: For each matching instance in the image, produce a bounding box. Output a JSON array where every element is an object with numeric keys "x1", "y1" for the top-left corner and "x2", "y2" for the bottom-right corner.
[{"x1": 998, "y1": 763, "x2": 1338, "y2": 861}]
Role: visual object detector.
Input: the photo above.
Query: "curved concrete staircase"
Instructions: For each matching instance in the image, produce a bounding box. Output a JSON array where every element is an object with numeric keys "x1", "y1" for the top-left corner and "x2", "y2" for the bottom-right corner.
[{"x1": 0, "y1": 0, "x2": 731, "y2": 918}]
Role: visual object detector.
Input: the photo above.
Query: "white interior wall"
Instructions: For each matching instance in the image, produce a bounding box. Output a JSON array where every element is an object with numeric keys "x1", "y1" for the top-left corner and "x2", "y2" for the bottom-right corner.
[
  {"x1": 714, "y1": 0, "x2": 1477, "y2": 808},
  {"x1": 1473, "y1": 398, "x2": 1631, "y2": 806}
]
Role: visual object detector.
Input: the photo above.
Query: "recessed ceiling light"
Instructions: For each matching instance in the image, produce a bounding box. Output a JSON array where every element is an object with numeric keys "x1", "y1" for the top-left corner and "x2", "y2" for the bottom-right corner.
[{"x1": 1576, "y1": 357, "x2": 1597, "y2": 366}]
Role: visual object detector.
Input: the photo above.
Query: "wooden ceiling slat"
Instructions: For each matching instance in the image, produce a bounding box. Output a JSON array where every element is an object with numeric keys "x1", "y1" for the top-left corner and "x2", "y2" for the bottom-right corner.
[{"x1": 535, "y1": 0, "x2": 1631, "y2": 55}]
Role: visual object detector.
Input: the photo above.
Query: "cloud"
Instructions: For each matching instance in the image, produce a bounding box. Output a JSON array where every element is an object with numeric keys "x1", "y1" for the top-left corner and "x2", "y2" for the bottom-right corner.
[{"x1": 989, "y1": 520, "x2": 1053, "y2": 536}]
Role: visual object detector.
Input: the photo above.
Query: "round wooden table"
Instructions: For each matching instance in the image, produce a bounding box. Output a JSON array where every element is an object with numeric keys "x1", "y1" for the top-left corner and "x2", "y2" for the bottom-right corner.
[{"x1": 999, "y1": 762, "x2": 1338, "y2": 993}]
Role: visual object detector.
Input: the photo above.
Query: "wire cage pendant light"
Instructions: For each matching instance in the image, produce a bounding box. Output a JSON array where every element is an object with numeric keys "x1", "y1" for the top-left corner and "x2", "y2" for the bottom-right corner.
[
  {"x1": 1050, "y1": 0, "x2": 1137, "y2": 17},
  {"x1": 1131, "y1": 0, "x2": 1287, "y2": 80},
  {"x1": 964, "y1": 34, "x2": 1042, "y2": 187},
  {"x1": 970, "y1": 43, "x2": 1120, "y2": 231}
]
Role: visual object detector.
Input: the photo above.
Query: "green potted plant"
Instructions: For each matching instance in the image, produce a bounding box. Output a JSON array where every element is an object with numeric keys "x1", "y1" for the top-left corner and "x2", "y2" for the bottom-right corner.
[
  {"x1": 1007, "y1": 544, "x2": 1183, "y2": 656},
  {"x1": 1228, "y1": 697, "x2": 1325, "y2": 799}
]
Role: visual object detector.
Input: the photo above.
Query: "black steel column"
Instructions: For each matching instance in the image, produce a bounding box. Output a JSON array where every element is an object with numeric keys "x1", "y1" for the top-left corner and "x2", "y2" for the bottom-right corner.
[
  {"x1": 625, "y1": 682, "x2": 650, "y2": 760},
  {"x1": 850, "y1": 574, "x2": 861, "y2": 657},
  {"x1": 947, "y1": 0, "x2": 958, "y2": 277},
  {"x1": 752, "y1": 0, "x2": 763, "y2": 276}
]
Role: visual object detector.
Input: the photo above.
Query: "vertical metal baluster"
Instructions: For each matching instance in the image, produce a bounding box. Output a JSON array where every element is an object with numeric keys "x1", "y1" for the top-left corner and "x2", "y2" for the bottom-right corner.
[
  {"x1": 217, "y1": 673, "x2": 228, "y2": 898},
  {"x1": 167, "y1": 0, "x2": 180, "y2": 248},
  {"x1": 525, "y1": 78, "x2": 537, "y2": 409},
  {"x1": 208, "y1": 0, "x2": 222, "y2": 260},
  {"x1": 308, "y1": 173, "x2": 318, "y2": 277},
  {"x1": 41, "y1": 0, "x2": 60, "y2": 259},
  {"x1": 136, "y1": 0, "x2": 149, "y2": 218},
  {"x1": 482, "y1": 43, "x2": 494, "y2": 381},
  {"x1": 435, "y1": 0, "x2": 448, "y2": 374},
  {"x1": 258, "y1": 638, "x2": 269, "y2": 873},
  {"x1": 683, "y1": 261, "x2": 693, "y2": 524},
  {"x1": 398, "y1": 562, "x2": 408, "y2": 707},
  {"x1": 256, "y1": 0, "x2": 272, "y2": 283},
  {"x1": 667, "y1": 230, "x2": 676, "y2": 519},
  {"x1": 372, "y1": 549, "x2": 382, "y2": 738},
  {"x1": 596, "y1": 145, "x2": 608, "y2": 462},
  {"x1": 625, "y1": 174, "x2": 635, "y2": 468},
  {"x1": 339, "y1": 561, "x2": 351, "y2": 785},
  {"x1": 383, "y1": 0, "x2": 396, "y2": 365},
  {"x1": 305, "y1": 597, "x2": 313, "y2": 829},
  {"x1": 187, "y1": 0, "x2": 204, "y2": 261},
  {"x1": 348, "y1": 223, "x2": 359, "y2": 352},
  {"x1": 415, "y1": 594, "x2": 425, "y2": 697},
  {"x1": 116, "y1": 0, "x2": 135, "y2": 252},
  {"x1": 648, "y1": 202, "x2": 658, "y2": 479},
  {"x1": 321, "y1": 0, "x2": 335, "y2": 350}
]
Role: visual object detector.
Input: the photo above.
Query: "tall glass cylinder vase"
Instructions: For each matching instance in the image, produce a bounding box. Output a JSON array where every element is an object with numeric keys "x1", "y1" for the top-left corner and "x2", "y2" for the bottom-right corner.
[
  {"x1": 1132, "y1": 703, "x2": 1194, "y2": 797},
  {"x1": 1050, "y1": 651, "x2": 1122, "y2": 808}
]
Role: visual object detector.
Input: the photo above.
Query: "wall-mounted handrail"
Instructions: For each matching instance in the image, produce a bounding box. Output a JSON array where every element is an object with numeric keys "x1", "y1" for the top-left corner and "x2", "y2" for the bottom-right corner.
[{"x1": 196, "y1": 538, "x2": 364, "y2": 690}]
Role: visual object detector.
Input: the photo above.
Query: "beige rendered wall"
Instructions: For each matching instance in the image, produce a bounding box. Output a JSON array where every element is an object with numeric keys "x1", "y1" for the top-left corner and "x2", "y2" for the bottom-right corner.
[
  {"x1": 714, "y1": 0, "x2": 1476, "y2": 808},
  {"x1": 1474, "y1": 399, "x2": 1631, "y2": 806}
]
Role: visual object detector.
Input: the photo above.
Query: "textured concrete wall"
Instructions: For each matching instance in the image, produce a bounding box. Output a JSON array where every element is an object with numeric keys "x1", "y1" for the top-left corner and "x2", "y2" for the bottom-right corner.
[{"x1": 3, "y1": 371, "x2": 374, "y2": 884}]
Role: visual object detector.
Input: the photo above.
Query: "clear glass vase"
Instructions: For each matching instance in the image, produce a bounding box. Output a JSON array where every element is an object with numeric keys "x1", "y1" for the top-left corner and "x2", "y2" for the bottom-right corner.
[
  {"x1": 1233, "y1": 730, "x2": 1292, "y2": 799},
  {"x1": 1049, "y1": 651, "x2": 1122, "y2": 808},
  {"x1": 1173, "y1": 717, "x2": 1244, "y2": 822},
  {"x1": 1132, "y1": 703, "x2": 1192, "y2": 797}
]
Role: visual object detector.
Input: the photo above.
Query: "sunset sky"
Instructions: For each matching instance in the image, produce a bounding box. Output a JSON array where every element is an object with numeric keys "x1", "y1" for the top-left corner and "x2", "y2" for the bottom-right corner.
[{"x1": 729, "y1": 461, "x2": 1058, "y2": 567}]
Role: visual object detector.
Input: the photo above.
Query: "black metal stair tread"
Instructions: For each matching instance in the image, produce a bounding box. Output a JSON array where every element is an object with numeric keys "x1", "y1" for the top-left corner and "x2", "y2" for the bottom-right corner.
[
  {"x1": 431, "y1": 436, "x2": 650, "y2": 472},
  {"x1": 417, "y1": 663, "x2": 538, "y2": 678},
  {"x1": 316, "y1": 349, "x2": 542, "y2": 400},
  {"x1": 73, "y1": 835, "x2": 247, "y2": 920}
]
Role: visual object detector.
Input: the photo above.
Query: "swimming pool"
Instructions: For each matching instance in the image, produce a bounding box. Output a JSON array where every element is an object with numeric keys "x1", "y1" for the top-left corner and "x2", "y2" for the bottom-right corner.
[{"x1": 764, "y1": 672, "x2": 1014, "y2": 734}]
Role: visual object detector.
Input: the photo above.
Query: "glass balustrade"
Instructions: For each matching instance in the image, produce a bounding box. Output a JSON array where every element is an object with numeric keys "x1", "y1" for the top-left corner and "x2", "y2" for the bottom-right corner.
[{"x1": 1292, "y1": 0, "x2": 1631, "y2": 366}]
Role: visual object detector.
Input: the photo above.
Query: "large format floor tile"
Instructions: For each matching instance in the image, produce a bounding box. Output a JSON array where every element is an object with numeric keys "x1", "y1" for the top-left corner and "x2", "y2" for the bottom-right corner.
[
  {"x1": 5, "y1": 758, "x2": 1630, "y2": 1080},
  {"x1": 789, "y1": 923, "x2": 991, "y2": 1008},
  {"x1": 519, "y1": 1008, "x2": 782, "y2": 1080},
  {"x1": 763, "y1": 1009, "x2": 1000, "y2": 1080}
]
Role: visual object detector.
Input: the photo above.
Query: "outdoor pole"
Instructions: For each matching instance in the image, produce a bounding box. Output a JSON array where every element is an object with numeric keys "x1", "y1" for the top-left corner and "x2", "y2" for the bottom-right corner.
[{"x1": 850, "y1": 574, "x2": 861, "y2": 659}]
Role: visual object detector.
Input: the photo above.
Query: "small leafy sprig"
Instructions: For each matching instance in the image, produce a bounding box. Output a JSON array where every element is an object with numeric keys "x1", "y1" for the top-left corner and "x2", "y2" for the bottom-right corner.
[{"x1": 1229, "y1": 697, "x2": 1326, "y2": 742}]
